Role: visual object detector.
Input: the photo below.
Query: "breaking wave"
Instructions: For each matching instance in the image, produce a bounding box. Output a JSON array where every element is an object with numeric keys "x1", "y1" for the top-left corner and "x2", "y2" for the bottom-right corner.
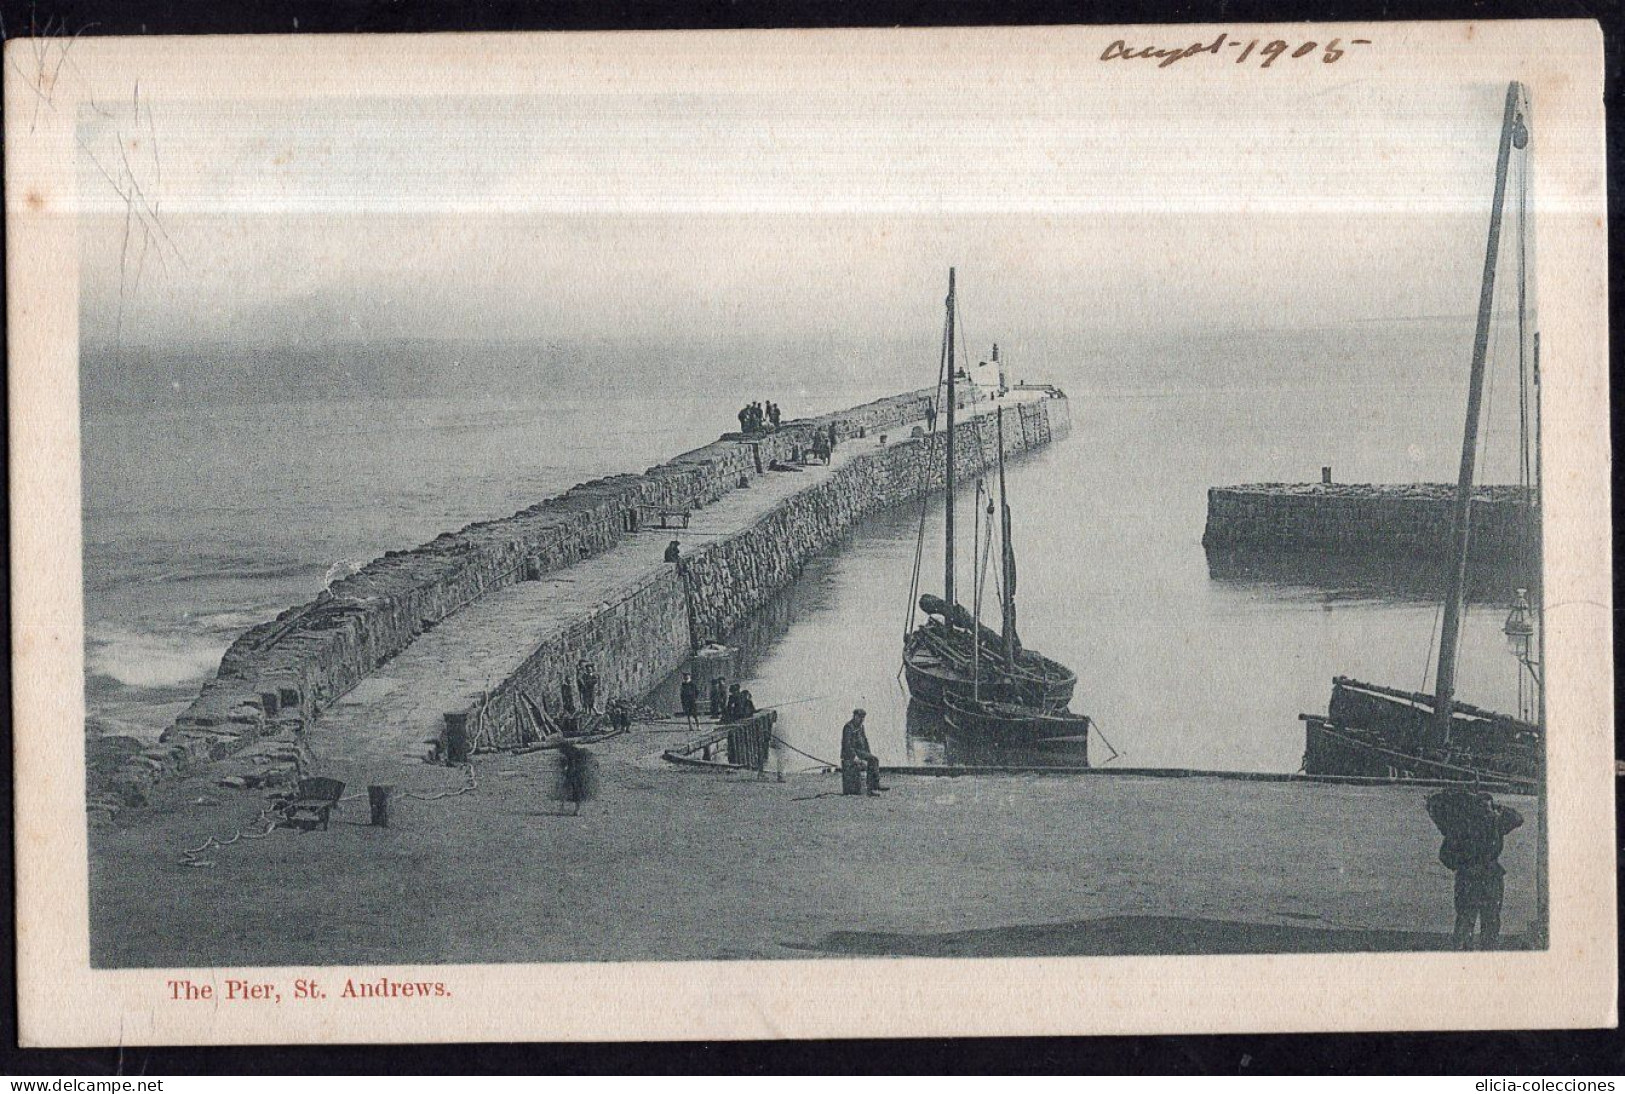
[{"x1": 85, "y1": 626, "x2": 227, "y2": 691}]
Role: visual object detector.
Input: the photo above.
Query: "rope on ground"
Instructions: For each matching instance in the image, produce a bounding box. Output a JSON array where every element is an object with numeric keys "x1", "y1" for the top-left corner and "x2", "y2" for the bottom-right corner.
[
  {"x1": 177, "y1": 806, "x2": 279, "y2": 867},
  {"x1": 401, "y1": 761, "x2": 479, "y2": 801},
  {"x1": 178, "y1": 760, "x2": 481, "y2": 867},
  {"x1": 768, "y1": 731, "x2": 841, "y2": 771}
]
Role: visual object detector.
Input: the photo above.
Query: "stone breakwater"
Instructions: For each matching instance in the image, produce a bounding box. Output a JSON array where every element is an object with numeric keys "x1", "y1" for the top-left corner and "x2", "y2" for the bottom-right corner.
[
  {"x1": 1202, "y1": 482, "x2": 1537, "y2": 563},
  {"x1": 99, "y1": 387, "x2": 1068, "y2": 807},
  {"x1": 456, "y1": 394, "x2": 1068, "y2": 751}
]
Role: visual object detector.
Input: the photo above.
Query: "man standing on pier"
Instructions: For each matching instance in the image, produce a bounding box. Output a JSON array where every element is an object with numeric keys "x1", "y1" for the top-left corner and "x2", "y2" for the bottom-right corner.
[
  {"x1": 708, "y1": 676, "x2": 726, "y2": 718},
  {"x1": 841, "y1": 708, "x2": 885, "y2": 797},
  {"x1": 1429, "y1": 789, "x2": 1525, "y2": 949},
  {"x1": 576, "y1": 659, "x2": 599, "y2": 713}
]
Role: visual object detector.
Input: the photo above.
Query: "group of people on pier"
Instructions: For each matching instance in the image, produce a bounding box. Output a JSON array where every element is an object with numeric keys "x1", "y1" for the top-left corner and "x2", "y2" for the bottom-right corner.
[
  {"x1": 736, "y1": 400, "x2": 783, "y2": 435},
  {"x1": 676, "y1": 671, "x2": 759, "y2": 730}
]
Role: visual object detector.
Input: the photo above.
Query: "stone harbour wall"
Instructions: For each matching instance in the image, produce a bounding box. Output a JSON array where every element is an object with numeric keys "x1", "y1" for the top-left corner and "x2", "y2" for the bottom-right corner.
[
  {"x1": 1202, "y1": 482, "x2": 1537, "y2": 563},
  {"x1": 103, "y1": 388, "x2": 943, "y2": 806},
  {"x1": 448, "y1": 393, "x2": 1072, "y2": 750},
  {"x1": 684, "y1": 396, "x2": 1062, "y2": 647},
  {"x1": 469, "y1": 566, "x2": 694, "y2": 751}
]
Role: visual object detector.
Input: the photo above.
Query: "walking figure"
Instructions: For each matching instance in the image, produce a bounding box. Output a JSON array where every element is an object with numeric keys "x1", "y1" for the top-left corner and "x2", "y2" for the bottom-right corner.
[
  {"x1": 553, "y1": 741, "x2": 598, "y2": 817},
  {"x1": 679, "y1": 673, "x2": 700, "y2": 729},
  {"x1": 1428, "y1": 788, "x2": 1525, "y2": 950}
]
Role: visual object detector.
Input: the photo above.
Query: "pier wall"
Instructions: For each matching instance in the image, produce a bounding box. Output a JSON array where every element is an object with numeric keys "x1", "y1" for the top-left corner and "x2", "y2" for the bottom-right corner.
[
  {"x1": 451, "y1": 395, "x2": 1071, "y2": 751},
  {"x1": 468, "y1": 565, "x2": 695, "y2": 750},
  {"x1": 1202, "y1": 483, "x2": 1536, "y2": 564},
  {"x1": 108, "y1": 389, "x2": 941, "y2": 804}
]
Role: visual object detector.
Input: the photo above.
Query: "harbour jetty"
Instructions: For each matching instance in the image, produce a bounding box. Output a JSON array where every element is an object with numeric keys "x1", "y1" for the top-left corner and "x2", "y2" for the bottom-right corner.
[
  {"x1": 96, "y1": 386, "x2": 1069, "y2": 811},
  {"x1": 1202, "y1": 482, "x2": 1535, "y2": 564}
]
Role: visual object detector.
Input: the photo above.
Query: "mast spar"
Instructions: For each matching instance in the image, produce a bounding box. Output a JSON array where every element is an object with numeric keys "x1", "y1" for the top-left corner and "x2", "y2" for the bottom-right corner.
[
  {"x1": 1433, "y1": 81, "x2": 1528, "y2": 739},
  {"x1": 996, "y1": 406, "x2": 1017, "y2": 675},
  {"x1": 943, "y1": 268, "x2": 958, "y2": 619}
]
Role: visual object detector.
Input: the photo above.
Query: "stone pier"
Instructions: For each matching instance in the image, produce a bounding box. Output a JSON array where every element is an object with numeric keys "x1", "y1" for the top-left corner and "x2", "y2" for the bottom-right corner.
[
  {"x1": 1202, "y1": 482, "x2": 1537, "y2": 564},
  {"x1": 100, "y1": 386, "x2": 1070, "y2": 806}
]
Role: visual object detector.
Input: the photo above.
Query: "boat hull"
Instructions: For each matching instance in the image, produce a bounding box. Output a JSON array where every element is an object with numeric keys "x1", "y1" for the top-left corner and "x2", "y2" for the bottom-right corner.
[
  {"x1": 942, "y1": 694, "x2": 1091, "y2": 756},
  {"x1": 902, "y1": 626, "x2": 1075, "y2": 713},
  {"x1": 1301, "y1": 677, "x2": 1538, "y2": 790}
]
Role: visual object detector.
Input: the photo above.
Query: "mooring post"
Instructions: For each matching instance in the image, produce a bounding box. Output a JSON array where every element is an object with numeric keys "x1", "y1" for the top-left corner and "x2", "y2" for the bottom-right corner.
[
  {"x1": 1322, "y1": 466, "x2": 1332, "y2": 485},
  {"x1": 443, "y1": 711, "x2": 470, "y2": 765},
  {"x1": 368, "y1": 785, "x2": 393, "y2": 827}
]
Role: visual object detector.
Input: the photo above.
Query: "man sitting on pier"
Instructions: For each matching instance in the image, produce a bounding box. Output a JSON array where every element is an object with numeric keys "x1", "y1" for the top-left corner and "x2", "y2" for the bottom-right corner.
[
  {"x1": 664, "y1": 539, "x2": 682, "y2": 564},
  {"x1": 840, "y1": 709, "x2": 886, "y2": 797}
]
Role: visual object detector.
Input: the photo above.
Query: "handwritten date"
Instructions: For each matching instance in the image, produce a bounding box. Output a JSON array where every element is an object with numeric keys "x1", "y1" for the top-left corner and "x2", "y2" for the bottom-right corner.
[{"x1": 1100, "y1": 33, "x2": 1371, "y2": 69}]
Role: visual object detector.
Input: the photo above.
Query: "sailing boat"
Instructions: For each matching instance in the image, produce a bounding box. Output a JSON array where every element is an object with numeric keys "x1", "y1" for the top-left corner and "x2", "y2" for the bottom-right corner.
[
  {"x1": 941, "y1": 405, "x2": 1092, "y2": 752},
  {"x1": 901, "y1": 268, "x2": 1078, "y2": 716},
  {"x1": 1300, "y1": 82, "x2": 1543, "y2": 792}
]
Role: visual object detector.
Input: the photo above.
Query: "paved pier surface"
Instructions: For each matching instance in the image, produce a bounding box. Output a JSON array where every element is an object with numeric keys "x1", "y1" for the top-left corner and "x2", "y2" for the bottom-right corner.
[
  {"x1": 90, "y1": 726, "x2": 1538, "y2": 966},
  {"x1": 308, "y1": 391, "x2": 1045, "y2": 783}
]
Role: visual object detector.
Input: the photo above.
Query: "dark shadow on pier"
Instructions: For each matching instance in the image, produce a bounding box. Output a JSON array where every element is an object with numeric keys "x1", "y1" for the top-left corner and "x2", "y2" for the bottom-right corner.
[
  {"x1": 1203, "y1": 547, "x2": 1536, "y2": 606},
  {"x1": 806, "y1": 915, "x2": 1537, "y2": 957}
]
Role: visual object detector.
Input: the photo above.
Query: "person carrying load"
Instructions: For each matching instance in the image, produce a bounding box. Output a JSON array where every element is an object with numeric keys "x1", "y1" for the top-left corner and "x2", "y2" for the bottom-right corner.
[{"x1": 1427, "y1": 787, "x2": 1525, "y2": 950}]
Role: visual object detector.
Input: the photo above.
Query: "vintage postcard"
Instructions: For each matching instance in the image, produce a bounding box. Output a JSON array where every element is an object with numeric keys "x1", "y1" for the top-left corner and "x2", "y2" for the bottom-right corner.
[{"x1": 7, "y1": 21, "x2": 1613, "y2": 1045}]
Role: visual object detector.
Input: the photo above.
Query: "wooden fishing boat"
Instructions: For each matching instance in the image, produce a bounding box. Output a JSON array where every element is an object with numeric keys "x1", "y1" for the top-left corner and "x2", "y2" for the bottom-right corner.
[
  {"x1": 904, "y1": 605, "x2": 1076, "y2": 713},
  {"x1": 901, "y1": 268, "x2": 1077, "y2": 715},
  {"x1": 1301, "y1": 83, "x2": 1544, "y2": 787},
  {"x1": 943, "y1": 692, "x2": 1091, "y2": 756},
  {"x1": 1300, "y1": 678, "x2": 1537, "y2": 791}
]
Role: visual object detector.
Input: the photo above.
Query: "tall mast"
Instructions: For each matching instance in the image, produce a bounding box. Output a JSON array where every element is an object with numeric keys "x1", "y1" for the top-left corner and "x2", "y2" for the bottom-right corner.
[
  {"x1": 1434, "y1": 82, "x2": 1525, "y2": 737},
  {"x1": 944, "y1": 268, "x2": 958, "y2": 615},
  {"x1": 996, "y1": 406, "x2": 1017, "y2": 674}
]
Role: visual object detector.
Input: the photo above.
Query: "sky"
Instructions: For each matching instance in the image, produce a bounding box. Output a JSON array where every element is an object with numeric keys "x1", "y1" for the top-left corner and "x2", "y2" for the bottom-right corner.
[{"x1": 76, "y1": 77, "x2": 1526, "y2": 357}]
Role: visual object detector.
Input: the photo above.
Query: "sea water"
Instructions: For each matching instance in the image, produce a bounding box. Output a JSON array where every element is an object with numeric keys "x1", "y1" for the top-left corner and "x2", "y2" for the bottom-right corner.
[{"x1": 83, "y1": 322, "x2": 1533, "y2": 772}]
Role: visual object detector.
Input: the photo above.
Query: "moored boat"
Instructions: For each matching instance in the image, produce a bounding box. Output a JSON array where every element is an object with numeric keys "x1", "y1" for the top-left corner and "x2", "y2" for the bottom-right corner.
[
  {"x1": 900, "y1": 268, "x2": 1077, "y2": 715},
  {"x1": 943, "y1": 691, "x2": 1091, "y2": 756},
  {"x1": 1300, "y1": 82, "x2": 1543, "y2": 787},
  {"x1": 1300, "y1": 677, "x2": 1537, "y2": 791}
]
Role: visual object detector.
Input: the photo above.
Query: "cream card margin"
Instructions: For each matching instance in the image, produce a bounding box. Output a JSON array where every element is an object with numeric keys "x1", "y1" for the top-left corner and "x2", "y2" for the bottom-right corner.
[{"x1": 7, "y1": 21, "x2": 1614, "y2": 1046}]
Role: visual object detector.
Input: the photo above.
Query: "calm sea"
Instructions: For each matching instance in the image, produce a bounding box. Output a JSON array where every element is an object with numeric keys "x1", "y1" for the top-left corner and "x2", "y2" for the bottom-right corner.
[{"x1": 83, "y1": 322, "x2": 1533, "y2": 773}]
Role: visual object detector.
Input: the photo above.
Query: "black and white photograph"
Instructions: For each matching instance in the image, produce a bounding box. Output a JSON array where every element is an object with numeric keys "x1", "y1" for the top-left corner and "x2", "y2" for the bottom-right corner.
[{"x1": 7, "y1": 20, "x2": 1613, "y2": 1044}]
